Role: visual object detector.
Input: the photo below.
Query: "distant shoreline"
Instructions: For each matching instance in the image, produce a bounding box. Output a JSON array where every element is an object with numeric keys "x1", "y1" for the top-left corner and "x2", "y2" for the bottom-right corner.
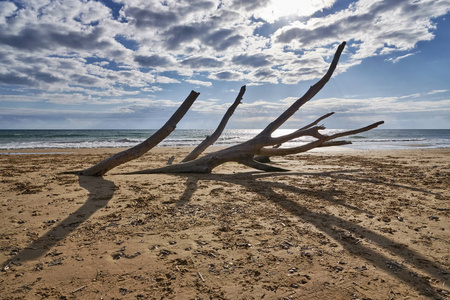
[
  {"x1": 1, "y1": 129, "x2": 449, "y2": 151},
  {"x1": 1, "y1": 146, "x2": 448, "y2": 156}
]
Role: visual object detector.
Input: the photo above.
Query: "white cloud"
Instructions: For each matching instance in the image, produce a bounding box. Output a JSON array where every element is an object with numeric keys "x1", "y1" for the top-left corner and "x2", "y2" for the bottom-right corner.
[
  {"x1": 0, "y1": 2, "x2": 17, "y2": 24},
  {"x1": 304, "y1": 95, "x2": 450, "y2": 114},
  {"x1": 427, "y1": 89, "x2": 448, "y2": 95},
  {"x1": 185, "y1": 79, "x2": 213, "y2": 86},
  {"x1": 386, "y1": 52, "x2": 417, "y2": 63},
  {"x1": 255, "y1": 0, "x2": 336, "y2": 23},
  {"x1": 273, "y1": 0, "x2": 449, "y2": 59},
  {"x1": 156, "y1": 76, "x2": 181, "y2": 84}
]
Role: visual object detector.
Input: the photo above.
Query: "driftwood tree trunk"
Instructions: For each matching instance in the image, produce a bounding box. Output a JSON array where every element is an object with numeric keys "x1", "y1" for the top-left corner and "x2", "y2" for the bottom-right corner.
[
  {"x1": 181, "y1": 85, "x2": 246, "y2": 162},
  {"x1": 128, "y1": 41, "x2": 384, "y2": 174},
  {"x1": 72, "y1": 41, "x2": 384, "y2": 176},
  {"x1": 74, "y1": 91, "x2": 200, "y2": 176}
]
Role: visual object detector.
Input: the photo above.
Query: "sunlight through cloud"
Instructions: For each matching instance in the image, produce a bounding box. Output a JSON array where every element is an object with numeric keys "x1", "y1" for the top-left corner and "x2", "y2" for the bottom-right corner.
[{"x1": 257, "y1": 0, "x2": 336, "y2": 22}]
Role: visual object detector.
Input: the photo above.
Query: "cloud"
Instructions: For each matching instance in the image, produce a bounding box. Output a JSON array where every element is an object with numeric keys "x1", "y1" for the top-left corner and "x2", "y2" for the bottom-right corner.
[
  {"x1": 210, "y1": 71, "x2": 243, "y2": 81},
  {"x1": 304, "y1": 95, "x2": 450, "y2": 115},
  {"x1": 156, "y1": 76, "x2": 181, "y2": 84},
  {"x1": 273, "y1": 0, "x2": 449, "y2": 60},
  {"x1": 254, "y1": 0, "x2": 336, "y2": 23},
  {"x1": 230, "y1": 0, "x2": 271, "y2": 12},
  {"x1": 134, "y1": 54, "x2": 172, "y2": 67},
  {"x1": 232, "y1": 54, "x2": 272, "y2": 67},
  {"x1": 0, "y1": 72, "x2": 34, "y2": 86},
  {"x1": 185, "y1": 79, "x2": 213, "y2": 87},
  {"x1": 2, "y1": 0, "x2": 447, "y2": 91},
  {"x1": 0, "y1": 2, "x2": 17, "y2": 23},
  {"x1": 386, "y1": 52, "x2": 417, "y2": 64},
  {"x1": 29, "y1": 70, "x2": 64, "y2": 84},
  {"x1": 203, "y1": 28, "x2": 244, "y2": 51},
  {"x1": 70, "y1": 74, "x2": 102, "y2": 86},
  {"x1": 124, "y1": 6, "x2": 180, "y2": 29},
  {"x1": 249, "y1": 68, "x2": 279, "y2": 84},
  {"x1": 427, "y1": 89, "x2": 447, "y2": 95},
  {"x1": 181, "y1": 57, "x2": 224, "y2": 68},
  {"x1": 164, "y1": 24, "x2": 208, "y2": 50},
  {"x1": 0, "y1": 0, "x2": 449, "y2": 123},
  {"x1": 0, "y1": 24, "x2": 113, "y2": 52}
]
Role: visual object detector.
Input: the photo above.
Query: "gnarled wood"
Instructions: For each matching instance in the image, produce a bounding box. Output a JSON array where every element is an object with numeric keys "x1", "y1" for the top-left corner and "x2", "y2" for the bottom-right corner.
[
  {"x1": 181, "y1": 86, "x2": 246, "y2": 162},
  {"x1": 257, "y1": 121, "x2": 384, "y2": 157},
  {"x1": 75, "y1": 41, "x2": 384, "y2": 176},
  {"x1": 126, "y1": 41, "x2": 385, "y2": 174},
  {"x1": 257, "y1": 42, "x2": 346, "y2": 137},
  {"x1": 72, "y1": 90, "x2": 200, "y2": 176}
]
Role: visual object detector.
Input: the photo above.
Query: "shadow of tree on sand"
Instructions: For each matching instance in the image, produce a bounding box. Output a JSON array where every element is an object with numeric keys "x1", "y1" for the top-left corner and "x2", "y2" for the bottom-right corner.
[
  {"x1": 2, "y1": 168, "x2": 447, "y2": 298},
  {"x1": 174, "y1": 171, "x2": 449, "y2": 299},
  {"x1": 2, "y1": 176, "x2": 116, "y2": 266}
]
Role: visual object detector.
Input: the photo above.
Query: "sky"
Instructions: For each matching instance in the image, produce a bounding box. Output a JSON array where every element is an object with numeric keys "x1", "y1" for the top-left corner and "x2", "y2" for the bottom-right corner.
[{"x1": 0, "y1": 0, "x2": 449, "y2": 130}]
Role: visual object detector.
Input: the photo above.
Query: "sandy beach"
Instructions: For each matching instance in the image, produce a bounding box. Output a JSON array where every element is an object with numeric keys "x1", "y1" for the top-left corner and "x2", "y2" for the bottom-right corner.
[{"x1": 0, "y1": 147, "x2": 449, "y2": 299}]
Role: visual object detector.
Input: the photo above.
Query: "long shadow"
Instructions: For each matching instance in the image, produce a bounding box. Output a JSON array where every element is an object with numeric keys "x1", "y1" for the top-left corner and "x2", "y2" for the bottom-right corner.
[
  {"x1": 2, "y1": 176, "x2": 116, "y2": 266},
  {"x1": 175, "y1": 171, "x2": 449, "y2": 299},
  {"x1": 176, "y1": 176, "x2": 199, "y2": 208},
  {"x1": 254, "y1": 170, "x2": 441, "y2": 196}
]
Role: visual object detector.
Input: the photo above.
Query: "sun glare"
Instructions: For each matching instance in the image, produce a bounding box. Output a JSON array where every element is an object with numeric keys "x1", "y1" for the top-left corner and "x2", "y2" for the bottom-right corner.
[{"x1": 258, "y1": 0, "x2": 334, "y2": 22}]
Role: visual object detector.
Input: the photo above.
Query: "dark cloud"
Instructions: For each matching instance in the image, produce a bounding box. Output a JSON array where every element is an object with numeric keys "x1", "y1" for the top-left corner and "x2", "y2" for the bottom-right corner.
[
  {"x1": 125, "y1": 7, "x2": 179, "y2": 28},
  {"x1": 14, "y1": 63, "x2": 64, "y2": 84},
  {"x1": 16, "y1": 55, "x2": 51, "y2": 65},
  {"x1": 280, "y1": 68, "x2": 323, "y2": 83},
  {"x1": 181, "y1": 57, "x2": 224, "y2": 68},
  {"x1": 370, "y1": 0, "x2": 404, "y2": 15},
  {"x1": 275, "y1": 24, "x2": 340, "y2": 46},
  {"x1": 106, "y1": 74, "x2": 119, "y2": 81},
  {"x1": 204, "y1": 29, "x2": 244, "y2": 51},
  {"x1": 51, "y1": 27, "x2": 113, "y2": 50},
  {"x1": 0, "y1": 27, "x2": 51, "y2": 51},
  {"x1": 124, "y1": 1, "x2": 217, "y2": 30},
  {"x1": 161, "y1": 7, "x2": 247, "y2": 51},
  {"x1": 218, "y1": 34, "x2": 244, "y2": 50},
  {"x1": 214, "y1": 71, "x2": 238, "y2": 80},
  {"x1": 118, "y1": 71, "x2": 133, "y2": 78},
  {"x1": 0, "y1": 25, "x2": 112, "y2": 52},
  {"x1": 108, "y1": 49, "x2": 128, "y2": 59},
  {"x1": 209, "y1": 9, "x2": 241, "y2": 23},
  {"x1": 71, "y1": 74, "x2": 101, "y2": 85},
  {"x1": 0, "y1": 73, "x2": 33, "y2": 85},
  {"x1": 204, "y1": 28, "x2": 234, "y2": 43},
  {"x1": 32, "y1": 71, "x2": 63, "y2": 84},
  {"x1": 0, "y1": 56, "x2": 68, "y2": 86},
  {"x1": 56, "y1": 59, "x2": 82, "y2": 70},
  {"x1": 189, "y1": 1, "x2": 217, "y2": 12},
  {"x1": 253, "y1": 68, "x2": 276, "y2": 79},
  {"x1": 275, "y1": 10, "x2": 383, "y2": 46},
  {"x1": 217, "y1": 34, "x2": 244, "y2": 51},
  {"x1": 134, "y1": 55, "x2": 171, "y2": 67},
  {"x1": 275, "y1": 1, "x2": 408, "y2": 47},
  {"x1": 231, "y1": 0, "x2": 271, "y2": 11},
  {"x1": 232, "y1": 54, "x2": 272, "y2": 67},
  {"x1": 164, "y1": 24, "x2": 206, "y2": 50}
]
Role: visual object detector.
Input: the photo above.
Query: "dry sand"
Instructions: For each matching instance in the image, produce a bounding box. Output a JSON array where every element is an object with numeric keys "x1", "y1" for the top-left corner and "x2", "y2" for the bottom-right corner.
[{"x1": 0, "y1": 147, "x2": 449, "y2": 299}]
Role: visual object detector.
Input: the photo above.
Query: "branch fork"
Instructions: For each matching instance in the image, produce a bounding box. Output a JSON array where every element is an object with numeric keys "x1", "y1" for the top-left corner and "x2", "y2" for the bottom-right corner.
[{"x1": 71, "y1": 41, "x2": 384, "y2": 175}]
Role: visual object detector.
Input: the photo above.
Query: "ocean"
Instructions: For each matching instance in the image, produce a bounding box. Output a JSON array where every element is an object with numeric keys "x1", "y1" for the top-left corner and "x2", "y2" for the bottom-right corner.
[{"x1": 0, "y1": 129, "x2": 449, "y2": 151}]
